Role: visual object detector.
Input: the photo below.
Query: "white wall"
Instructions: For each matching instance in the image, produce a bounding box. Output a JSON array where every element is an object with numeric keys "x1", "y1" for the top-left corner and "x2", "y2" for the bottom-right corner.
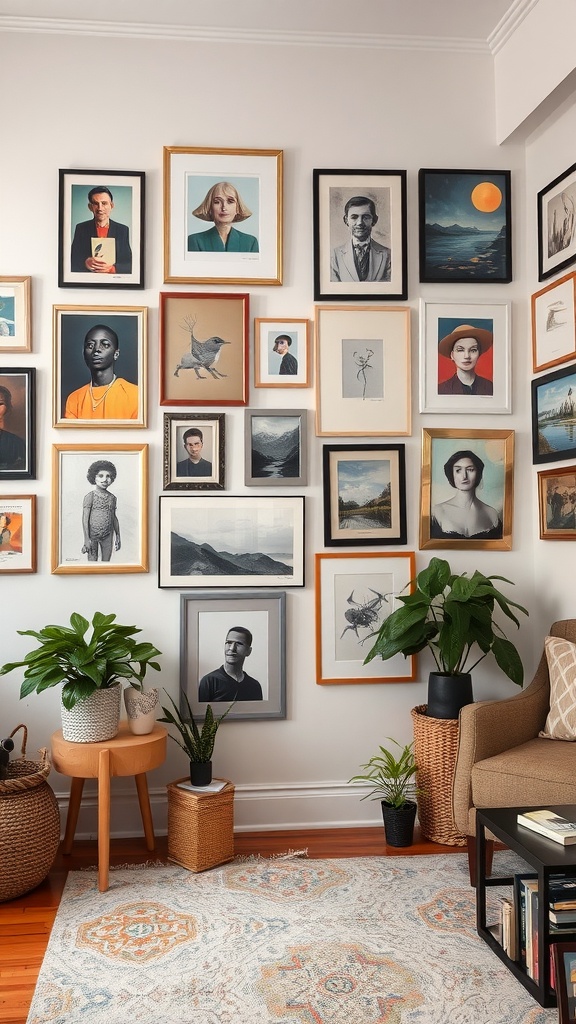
[{"x1": 0, "y1": 25, "x2": 544, "y2": 837}]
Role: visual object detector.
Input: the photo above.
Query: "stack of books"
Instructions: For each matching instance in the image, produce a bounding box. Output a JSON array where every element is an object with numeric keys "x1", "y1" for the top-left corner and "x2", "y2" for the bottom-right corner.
[
  {"x1": 517, "y1": 808, "x2": 576, "y2": 845},
  {"x1": 503, "y1": 873, "x2": 576, "y2": 985}
]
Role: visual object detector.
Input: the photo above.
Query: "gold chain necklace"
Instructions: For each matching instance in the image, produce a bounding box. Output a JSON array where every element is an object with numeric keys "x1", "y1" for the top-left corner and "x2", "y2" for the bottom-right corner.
[{"x1": 89, "y1": 375, "x2": 117, "y2": 411}]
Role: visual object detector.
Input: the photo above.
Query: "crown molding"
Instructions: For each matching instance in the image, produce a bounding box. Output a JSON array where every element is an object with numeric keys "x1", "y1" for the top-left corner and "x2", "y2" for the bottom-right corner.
[
  {"x1": 0, "y1": 15, "x2": 492, "y2": 53},
  {"x1": 488, "y1": 0, "x2": 539, "y2": 54}
]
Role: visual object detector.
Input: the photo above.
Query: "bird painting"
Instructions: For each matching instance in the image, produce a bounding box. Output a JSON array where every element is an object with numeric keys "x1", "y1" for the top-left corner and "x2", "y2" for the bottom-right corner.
[{"x1": 174, "y1": 315, "x2": 231, "y2": 379}]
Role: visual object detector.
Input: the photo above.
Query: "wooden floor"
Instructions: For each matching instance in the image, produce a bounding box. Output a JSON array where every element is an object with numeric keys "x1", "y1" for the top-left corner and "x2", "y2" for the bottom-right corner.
[{"x1": 0, "y1": 826, "x2": 464, "y2": 1024}]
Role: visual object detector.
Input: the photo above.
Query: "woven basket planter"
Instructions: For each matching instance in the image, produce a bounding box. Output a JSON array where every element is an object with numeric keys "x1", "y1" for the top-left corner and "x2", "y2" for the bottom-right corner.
[
  {"x1": 60, "y1": 681, "x2": 122, "y2": 742},
  {"x1": 0, "y1": 724, "x2": 60, "y2": 902},
  {"x1": 411, "y1": 704, "x2": 466, "y2": 847}
]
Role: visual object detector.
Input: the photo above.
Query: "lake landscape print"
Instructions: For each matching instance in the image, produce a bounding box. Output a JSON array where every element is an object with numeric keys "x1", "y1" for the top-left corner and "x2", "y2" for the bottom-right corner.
[
  {"x1": 419, "y1": 169, "x2": 511, "y2": 282},
  {"x1": 337, "y1": 457, "x2": 392, "y2": 531},
  {"x1": 533, "y1": 364, "x2": 576, "y2": 464}
]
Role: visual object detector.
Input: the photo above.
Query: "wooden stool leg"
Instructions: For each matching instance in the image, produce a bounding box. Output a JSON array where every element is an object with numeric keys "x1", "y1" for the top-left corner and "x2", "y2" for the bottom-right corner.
[
  {"x1": 134, "y1": 772, "x2": 155, "y2": 852},
  {"x1": 98, "y1": 748, "x2": 111, "y2": 892},
  {"x1": 62, "y1": 777, "x2": 85, "y2": 855}
]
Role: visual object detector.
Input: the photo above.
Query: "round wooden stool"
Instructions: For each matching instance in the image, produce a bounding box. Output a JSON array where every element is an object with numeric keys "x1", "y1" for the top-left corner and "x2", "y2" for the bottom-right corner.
[{"x1": 51, "y1": 722, "x2": 167, "y2": 891}]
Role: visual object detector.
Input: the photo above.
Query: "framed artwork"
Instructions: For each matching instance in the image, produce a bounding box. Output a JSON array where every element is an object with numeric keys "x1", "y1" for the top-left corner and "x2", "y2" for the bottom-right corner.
[
  {"x1": 0, "y1": 277, "x2": 31, "y2": 352},
  {"x1": 0, "y1": 367, "x2": 35, "y2": 481},
  {"x1": 163, "y1": 146, "x2": 282, "y2": 285},
  {"x1": 537, "y1": 465, "x2": 576, "y2": 540},
  {"x1": 532, "y1": 363, "x2": 576, "y2": 464},
  {"x1": 552, "y1": 942, "x2": 576, "y2": 1023},
  {"x1": 537, "y1": 161, "x2": 576, "y2": 281},
  {"x1": 315, "y1": 305, "x2": 411, "y2": 436},
  {"x1": 51, "y1": 443, "x2": 148, "y2": 574},
  {"x1": 52, "y1": 305, "x2": 147, "y2": 428},
  {"x1": 419, "y1": 299, "x2": 511, "y2": 414},
  {"x1": 58, "y1": 169, "x2": 145, "y2": 289},
  {"x1": 158, "y1": 494, "x2": 305, "y2": 589},
  {"x1": 159, "y1": 292, "x2": 248, "y2": 407},
  {"x1": 315, "y1": 551, "x2": 417, "y2": 685},
  {"x1": 531, "y1": 272, "x2": 576, "y2": 373},
  {"x1": 0, "y1": 495, "x2": 36, "y2": 574},
  {"x1": 418, "y1": 168, "x2": 512, "y2": 283},
  {"x1": 312, "y1": 169, "x2": 407, "y2": 302},
  {"x1": 244, "y1": 409, "x2": 307, "y2": 486},
  {"x1": 254, "y1": 318, "x2": 310, "y2": 388},
  {"x1": 420, "y1": 428, "x2": 514, "y2": 550},
  {"x1": 163, "y1": 412, "x2": 225, "y2": 491},
  {"x1": 180, "y1": 590, "x2": 286, "y2": 721},
  {"x1": 322, "y1": 443, "x2": 406, "y2": 547}
]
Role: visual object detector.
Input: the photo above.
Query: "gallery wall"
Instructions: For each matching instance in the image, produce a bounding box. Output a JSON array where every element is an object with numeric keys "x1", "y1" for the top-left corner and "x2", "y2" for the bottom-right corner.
[{"x1": 0, "y1": 17, "x2": 569, "y2": 836}]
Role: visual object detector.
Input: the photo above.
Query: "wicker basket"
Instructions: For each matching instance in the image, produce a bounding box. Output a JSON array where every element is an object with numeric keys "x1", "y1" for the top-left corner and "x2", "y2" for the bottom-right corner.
[
  {"x1": 0, "y1": 724, "x2": 61, "y2": 902},
  {"x1": 167, "y1": 777, "x2": 235, "y2": 872},
  {"x1": 411, "y1": 705, "x2": 466, "y2": 847}
]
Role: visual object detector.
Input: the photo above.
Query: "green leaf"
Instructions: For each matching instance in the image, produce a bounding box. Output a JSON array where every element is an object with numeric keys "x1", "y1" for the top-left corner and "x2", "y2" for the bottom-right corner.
[{"x1": 69, "y1": 613, "x2": 90, "y2": 637}]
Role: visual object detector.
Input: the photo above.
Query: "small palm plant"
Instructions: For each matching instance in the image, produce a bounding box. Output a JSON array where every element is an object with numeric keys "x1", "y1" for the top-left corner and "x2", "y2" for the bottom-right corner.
[{"x1": 348, "y1": 738, "x2": 423, "y2": 808}]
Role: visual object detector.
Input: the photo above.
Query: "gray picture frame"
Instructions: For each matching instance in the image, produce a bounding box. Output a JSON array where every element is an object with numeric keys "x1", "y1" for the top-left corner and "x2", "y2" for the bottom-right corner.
[
  {"x1": 180, "y1": 590, "x2": 286, "y2": 721},
  {"x1": 244, "y1": 409, "x2": 307, "y2": 486}
]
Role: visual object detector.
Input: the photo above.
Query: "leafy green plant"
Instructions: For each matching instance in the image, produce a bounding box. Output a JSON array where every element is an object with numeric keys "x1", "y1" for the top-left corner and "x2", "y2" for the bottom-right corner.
[
  {"x1": 348, "y1": 739, "x2": 422, "y2": 808},
  {"x1": 0, "y1": 612, "x2": 162, "y2": 711},
  {"x1": 159, "y1": 690, "x2": 234, "y2": 764},
  {"x1": 364, "y1": 556, "x2": 528, "y2": 686}
]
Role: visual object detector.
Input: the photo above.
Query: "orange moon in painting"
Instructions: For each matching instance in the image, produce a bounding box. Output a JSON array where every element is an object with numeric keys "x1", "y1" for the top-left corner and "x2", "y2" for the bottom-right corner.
[{"x1": 471, "y1": 182, "x2": 502, "y2": 213}]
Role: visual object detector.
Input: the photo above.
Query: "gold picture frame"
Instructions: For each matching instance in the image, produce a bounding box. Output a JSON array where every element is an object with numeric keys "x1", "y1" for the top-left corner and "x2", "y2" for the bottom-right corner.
[
  {"x1": 0, "y1": 277, "x2": 31, "y2": 353},
  {"x1": 254, "y1": 318, "x2": 310, "y2": 388},
  {"x1": 538, "y1": 465, "x2": 576, "y2": 540},
  {"x1": 420, "y1": 428, "x2": 514, "y2": 551},
  {"x1": 0, "y1": 494, "x2": 36, "y2": 574},
  {"x1": 51, "y1": 444, "x2": 148, "y2": 574}
]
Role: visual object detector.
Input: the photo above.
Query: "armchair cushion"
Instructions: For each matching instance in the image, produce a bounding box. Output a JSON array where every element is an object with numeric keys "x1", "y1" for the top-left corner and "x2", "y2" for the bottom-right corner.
[{"x1": 539, "y1": 635, "x2": 576, "y2": 741}]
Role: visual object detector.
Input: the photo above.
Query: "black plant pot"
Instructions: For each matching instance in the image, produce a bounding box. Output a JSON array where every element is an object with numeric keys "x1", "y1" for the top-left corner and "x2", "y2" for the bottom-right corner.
[
  {"x1": 426, "y1": 672, "x2": 473, "y2": 720},
  {"x1": 381, "y1": 800, "x2": 417, "y2": 847},
  {"x1": 189, "y1": 760, "x2": 212, "y2": 787}
]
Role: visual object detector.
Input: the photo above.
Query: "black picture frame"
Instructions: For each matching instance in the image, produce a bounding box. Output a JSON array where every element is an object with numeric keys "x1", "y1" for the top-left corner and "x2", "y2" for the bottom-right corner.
[
  {"x1": 163, "y1": 412, "x2": 225, "y2": 490},
  {"x1": 552, "y1": 942, "x2": 576, "y2": 1023},
  {"x1": 180, "y1": 590, "x2": 286, "y2": 721},
  {"x1": 538, "y1": 161, "x2": 576, "y2": 282},
  {"x1": 313, "y1": 168, "x2": 407, "y2": 301},
  {"x1": 0, "y1": 367, "x2": 35, "y2": 480},
  {"x1": 322, "y1": 443, "x2": 406, "y2": 546},
  {"x1": 418, "y1": 168, "x2": 512, "y2": 283},
  {"x1": 532, "y1": 362, "x2": 576, "y2": 464},
  {"x1": 58, "y1": 168, "x2": 145, "y2": 289}
]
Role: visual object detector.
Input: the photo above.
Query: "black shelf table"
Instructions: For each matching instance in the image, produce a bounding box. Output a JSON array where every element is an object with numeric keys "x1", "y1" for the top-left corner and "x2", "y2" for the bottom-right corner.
[{"x1": 476, "y1": 804, "x2": 576, "y2": 1007}]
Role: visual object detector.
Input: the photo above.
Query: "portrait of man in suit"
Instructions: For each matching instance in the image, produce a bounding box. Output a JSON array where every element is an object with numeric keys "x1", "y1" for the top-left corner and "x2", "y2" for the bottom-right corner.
[
  {"x1": 330, "y1": 195, "x2": 391, "y2": 283},
  {"x1": 70, "y1": 185, "x2": 132, "y2": 275}
]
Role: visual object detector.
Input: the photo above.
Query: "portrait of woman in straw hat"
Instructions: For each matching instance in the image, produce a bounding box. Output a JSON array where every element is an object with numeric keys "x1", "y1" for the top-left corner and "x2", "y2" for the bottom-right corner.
[{"x1": 437, "y1": 322, "x2": 493, "y2": 396}]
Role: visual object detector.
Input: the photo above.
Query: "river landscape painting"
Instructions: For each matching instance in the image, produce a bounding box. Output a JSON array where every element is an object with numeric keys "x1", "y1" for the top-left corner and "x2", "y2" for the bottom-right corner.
[
  {"x1": 245, "y1": 409, "x2": 307, "y2": 486},
  {"x1": 532, "y1": 363, "x2": 576, "y2": 464},
  {"x1": 419, "y1": 169, "x2": 511, "y2": 283},
  {"x1": 322, "y1": 443, "x2": 406, "y2": 546}
]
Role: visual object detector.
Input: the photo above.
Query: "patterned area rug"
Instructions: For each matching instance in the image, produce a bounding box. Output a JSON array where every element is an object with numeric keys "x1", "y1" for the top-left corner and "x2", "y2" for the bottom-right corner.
[{"x1": 27, "y1": 853, "x2": 556, "y2": 1024}]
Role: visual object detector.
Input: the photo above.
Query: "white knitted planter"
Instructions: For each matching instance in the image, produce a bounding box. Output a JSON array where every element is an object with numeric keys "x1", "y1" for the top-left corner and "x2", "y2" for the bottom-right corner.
[{"x1": 60, "y1": 682, "x2": 122, "y2": 743}]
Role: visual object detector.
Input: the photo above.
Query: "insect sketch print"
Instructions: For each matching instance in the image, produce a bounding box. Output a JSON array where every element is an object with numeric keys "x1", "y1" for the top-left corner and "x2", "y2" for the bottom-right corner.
[
  {"x1": 174, "y1": 313, "x2": 230, "y2": 380},
  {"x1": 340, "y1": 588, "x2": 388, "y2": 640}
]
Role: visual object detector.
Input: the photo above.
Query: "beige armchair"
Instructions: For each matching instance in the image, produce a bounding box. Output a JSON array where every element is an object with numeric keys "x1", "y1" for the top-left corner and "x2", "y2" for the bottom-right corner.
[{"x1": 452, "y1": 618, "x2": 576, "y2": 884}]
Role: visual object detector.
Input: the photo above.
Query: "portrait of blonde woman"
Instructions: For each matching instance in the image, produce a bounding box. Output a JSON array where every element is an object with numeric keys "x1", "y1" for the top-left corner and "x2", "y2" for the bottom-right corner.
[{"x1": 187, "y1": 181, "x2": 259, "y2": 253}]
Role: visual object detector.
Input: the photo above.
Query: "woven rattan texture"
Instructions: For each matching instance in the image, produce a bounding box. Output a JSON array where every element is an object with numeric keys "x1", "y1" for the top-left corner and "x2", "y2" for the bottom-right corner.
[
  {"x1": 411, "y1": 705, "x2": 466, "y2": 847},
  {"x1": 167, "y1": 778, "x2": 235, "y2": 872}
]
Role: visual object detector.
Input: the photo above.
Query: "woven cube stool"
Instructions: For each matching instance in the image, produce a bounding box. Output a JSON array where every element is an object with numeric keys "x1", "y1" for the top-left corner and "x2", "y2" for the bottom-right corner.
[{"x1": 167, "y1": 778, "x2": 235, "y2": 872}]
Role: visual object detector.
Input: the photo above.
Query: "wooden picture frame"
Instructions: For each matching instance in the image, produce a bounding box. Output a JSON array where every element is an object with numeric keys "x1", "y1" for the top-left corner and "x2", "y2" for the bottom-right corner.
[
  {"x1": 315, "y1": 551, "x2": 417, "y2": 685},
  {"x1": 0, "y1": 367, "x2": 35, "y2": 480},
  {"x1": 322, "y1": 443, "x2": 406, "y2": 547},
  {"x1": 419, "y1": 168, "x2": 512, "y2": 283},
  {"x1": 244, "y1": 409, "x2": 307, "y2": 486},
  {"x1": 419, "y1": 299, "x2": 511, "y2": 414},
  {"x1": 158, "y1": 494, "x2": 305, "y2": 588},
  {"x1": 51, "y1": 444, "x2": 148, "y2": 574},
  {"x1": 52, "y1": 305, "x2": 147, "y2": 428},
  {"x1": 0, "y1": 494, "x2": 36, "y2": 573},
  {"x1": 180, "y1": 590, "x2": 286, "y2": 721},
  {"x1": 531, "y1": 272, "x2": 576, "y2": 373},
  {"x1": 315, "y1": 305, "x2": 411, "y2": 436},
  {"x1": 313, "y1": 168, "x2": 407, "y2": 301},
  {"x1": 159, "y1": 291, "x2": 248, "y2": 407},
  {"x1": 163, "y1": 146, "x2": 282, "y2": 285},
  {"x1": 420, "y1": 428, "x2": 514, "y2": 550},
  {"x1": 254, "y1": 318, "x2": 310, "y2": 388},
  {"x1": 537, "y1": 161, "x2": 576, "y2": 281},
  {"x1": 0, "y1": 277, "x2": 31, "y2": 352},
  {"x1": 163, "y1": 412, "x2": 225, "y2": 490},
  {"x1": 532, "y1": 363, "x2": 576, "y2": 464},
  {"x1": 538, "y1": 465, "x2": 576, "y2": 540},
  {"x1": 58, "y1": 168, "x2": 145, "y2": 289},
  {"x1": 552, "y1": 942, "x2": 576, "y2": 1023}
]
